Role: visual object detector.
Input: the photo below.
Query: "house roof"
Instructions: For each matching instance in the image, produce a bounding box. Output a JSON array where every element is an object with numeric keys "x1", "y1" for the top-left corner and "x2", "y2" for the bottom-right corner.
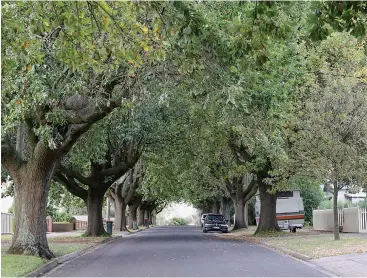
[{"x1": 344, "y1": 192, "x2": 366, "y2": 198}]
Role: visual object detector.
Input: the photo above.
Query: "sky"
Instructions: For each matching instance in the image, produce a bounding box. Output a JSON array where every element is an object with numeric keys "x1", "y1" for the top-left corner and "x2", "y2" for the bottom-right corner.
[{"x1": 156, "y1": 202, "x2": 200, "y2": 225}]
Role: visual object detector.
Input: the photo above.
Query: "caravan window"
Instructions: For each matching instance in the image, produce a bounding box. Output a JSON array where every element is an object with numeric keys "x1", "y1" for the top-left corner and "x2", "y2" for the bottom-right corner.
[{"x1": 277, "y1": 191, "x2": 293, "y2": 198}]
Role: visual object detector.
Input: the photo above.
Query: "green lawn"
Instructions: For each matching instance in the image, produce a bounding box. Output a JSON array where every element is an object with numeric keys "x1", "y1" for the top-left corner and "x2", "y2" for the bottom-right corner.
[
  {"x1": 1, "y1": 254, "x2": 46, "y2": 277},
  {"x1": 1, "y1": 235, "x2": 12, "y2": 244},
  {"x1": 1, "y1": 235, "x2": 108, "y2": 244},
  {"x1": 218, "y1": 227, "x2": 367, "y2": 259},
  {"x1": 1, "y1": 243, "x2": 91, "y2": 277},
  {"x1": 48, "y1": 235, "x2": 108, "y2": 244},
  {"x1": 262, "y1": 234, "x2": 367, "y2": 259},
  {"x1": 50, "y1": 243, "x2": 90, "y2": 257}
]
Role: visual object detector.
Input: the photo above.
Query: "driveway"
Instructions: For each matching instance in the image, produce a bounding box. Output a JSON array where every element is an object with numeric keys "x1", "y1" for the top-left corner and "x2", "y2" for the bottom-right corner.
[{"x1": 46, "y1": 226, "x2": 328, "y2": 277}]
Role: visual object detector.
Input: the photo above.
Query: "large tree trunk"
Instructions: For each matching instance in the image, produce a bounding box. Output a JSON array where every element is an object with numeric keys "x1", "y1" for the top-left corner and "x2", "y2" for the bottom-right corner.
[
  {"x1": 148, "y1": 212, "x2": 153, "y2": 224},
  {"x1": 244, "y1": 202, "x2": 248, "y2": 227},
  {"x1": 232, "y1": 179, "x2": 247, "y2": 230},
  {"x1": 333, "y1": 188, "x2": 340, "y2": 240},
  {"x1": 8, "y1": 159, "x2": 56, "y2": 259},
  {"x1": 211, "y1": 201, "x2": 219, "y2": 214},
  {"x1": 113, "y1": 199, "x2": 127, "y2": 232},
  {"x1": 255, "y1": 181, "x2": 280, "y2": 234},
  {"x1": 152, "y1": 215, "x2": 156, "y2": 225},
  {"x1": 220, "y1": 197, "x2": 232, "y2": 225},
  {"x1": 85, "y1": 187, "x2": 108, "y2": 236},
  {"x1": 121, "y1": 205, "x2": 127, "y2": 231},
  {"x1": 144, "y1": 210, "x2": 149, "y2": 226},
  {"x1": 128, "y1": 204, "x2": 139, "y2": 229},
  {"x1": 233, "y1": 197, "x2": 245, "y2": 230},
  {"x1": 137, "y1": 208, "x2": 144, "y2": 226}
]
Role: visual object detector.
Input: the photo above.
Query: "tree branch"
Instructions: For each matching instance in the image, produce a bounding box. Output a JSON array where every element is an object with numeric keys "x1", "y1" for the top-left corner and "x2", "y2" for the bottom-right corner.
[
  {"x1": 242, "y1": 177, "x2": 257, "y2": 199},
  {"x1": 58, "y1": 164, "x2": 96, "y2": 187},
  {"x1": 100, "y1": 163, "x2": 131, "y2": 179},
  {"x1": 108, "y1": 188, "x2": 116, "y2": 201},
  {"x1": 244, "y1": 181, "x2": 258, "y2": 203},
  {"x1": 54, "y1": 171, "x2": 88, "y2": 202},
  {"x1": 224, "y1": 179, "x2": 234, "y2": 196},
  {"x1": 115, "y1": 173, "x2": 129, "y2": 202},
  {"x1": 59, "y1": 83, "x2": 134, "y2": 156}
]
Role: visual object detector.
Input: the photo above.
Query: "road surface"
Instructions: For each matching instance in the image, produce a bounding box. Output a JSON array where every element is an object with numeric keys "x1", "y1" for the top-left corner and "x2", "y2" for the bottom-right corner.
[{"x1": 47, "y1": 226, "x2": 327, "y2": 277}]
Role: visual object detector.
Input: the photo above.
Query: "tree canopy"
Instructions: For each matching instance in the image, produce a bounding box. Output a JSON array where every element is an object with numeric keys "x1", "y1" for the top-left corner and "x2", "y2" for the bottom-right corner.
[{"x1": 2, "y1": 1, "x2": 367, "y2": 258}]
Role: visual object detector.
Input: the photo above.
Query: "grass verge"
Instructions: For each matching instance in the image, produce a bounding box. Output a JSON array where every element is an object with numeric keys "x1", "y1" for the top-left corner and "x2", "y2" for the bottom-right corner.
[
  {"x1": 1, "y1": 235, "x2": 12, "y2": 244},
  {"x1": 218, "y1": 226, "x2": 367, "y2": 259},
  {"x1": 1, "y1": 235, "x2": 108, "y2": 244},
  {"x1": 1, "y1": 254, "x2": 45, "y2": 278},
  {"x1": 49, "y1": 235, "x2": 108, "y2": 244},
  {"x1": 1, "y1": 243, "x2": 93, "y2": 277},
  {"x1": 261, "y1": 234, "x2": 367, "y2": 259}
]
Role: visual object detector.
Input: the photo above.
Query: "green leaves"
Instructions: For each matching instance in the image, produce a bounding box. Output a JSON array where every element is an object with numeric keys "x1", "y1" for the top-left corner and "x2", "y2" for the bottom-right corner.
[
  {"x1": 308, "y1": 1, "x2": 367, "y2": 41},
  {"x1": 3, "y1": 1, "x2": 367, "y2": 210},
  {"x1": 291, "y1": 32, "x2": 367, "y2": 192},
  {"x1": 2, "y1": 1, "x2": 170, "y2": 136}
]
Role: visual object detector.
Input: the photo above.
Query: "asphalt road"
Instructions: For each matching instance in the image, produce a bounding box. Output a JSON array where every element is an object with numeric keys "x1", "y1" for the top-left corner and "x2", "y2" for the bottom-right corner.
[{"x1": 47, "y1": 226, "x2": 328, "y2": 277}]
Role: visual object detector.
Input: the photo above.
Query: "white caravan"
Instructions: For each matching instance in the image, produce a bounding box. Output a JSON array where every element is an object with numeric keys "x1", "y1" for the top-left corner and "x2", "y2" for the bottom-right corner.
[{"x1": 255, "y1": 190, "x2": 305, "y2": 232}]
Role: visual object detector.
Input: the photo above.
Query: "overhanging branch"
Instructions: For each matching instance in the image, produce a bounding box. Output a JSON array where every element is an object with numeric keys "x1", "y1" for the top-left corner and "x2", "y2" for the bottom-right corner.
[
  {"x1": 242, "y1": 177, "x2": 257, "y2": 200},
  {"x1": 244, "y1": 180, "x2": 258, "y2": 203},
  {"x1": 58, "y1": 164, "x2": 96, "y2": 187},
  {"x1": 100, "y1": 164, "x2": 130, "y2": 179},
  {"x1": 54, "y1": 171, "x2": 88, "y2": 202}
]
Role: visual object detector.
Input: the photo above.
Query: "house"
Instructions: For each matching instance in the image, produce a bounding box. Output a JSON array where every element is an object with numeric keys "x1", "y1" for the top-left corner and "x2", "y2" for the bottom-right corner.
[{"x1": 320, "y1": 184, "x2": 366, "y2": 203}]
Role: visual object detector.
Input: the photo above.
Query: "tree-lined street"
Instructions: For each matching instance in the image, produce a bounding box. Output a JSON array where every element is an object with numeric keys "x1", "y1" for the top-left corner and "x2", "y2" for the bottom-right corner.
[
  {"x1": 1, "y1": 1, "x2": 367, "y2": 276},
  {"x1": 47, "y1": 226, "x2": 326, "y2": 277}
]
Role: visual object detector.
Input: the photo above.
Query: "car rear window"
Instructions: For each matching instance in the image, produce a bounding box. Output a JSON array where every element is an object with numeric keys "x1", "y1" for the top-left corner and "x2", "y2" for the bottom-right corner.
[{"x1": 206, "y1": 215, "x2": 224, "y2": 221}]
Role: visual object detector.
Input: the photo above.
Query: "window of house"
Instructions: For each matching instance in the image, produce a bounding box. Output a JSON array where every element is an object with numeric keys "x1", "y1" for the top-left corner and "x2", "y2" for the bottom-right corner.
[{"x1": 277, "y1": 191, "x2": 293, "y2": 198}]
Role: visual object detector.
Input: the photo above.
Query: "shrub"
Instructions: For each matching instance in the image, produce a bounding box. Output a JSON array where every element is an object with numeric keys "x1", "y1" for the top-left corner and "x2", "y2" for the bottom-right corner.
[
  {"x1": 68, "y1": 216, "x2": 77, "y2": 223},
  {"x1": 51, "y1": 211, "x2": 75, "y2": 223},
  {"x1": 318, "y1": 199, "x2": 358, "y2": 209},
  {"x1": 358, "y1": 200, "x2": 367, "y2": 208},
  {"x1": 8, "y1": 205, "x2": 13, "y2": 214},
  {"x1": 299, "y1": 181, "x2": 324, "y2": 224},
  {"x1": 170, "y1": 217, "x2": 187, "y2": 225}
]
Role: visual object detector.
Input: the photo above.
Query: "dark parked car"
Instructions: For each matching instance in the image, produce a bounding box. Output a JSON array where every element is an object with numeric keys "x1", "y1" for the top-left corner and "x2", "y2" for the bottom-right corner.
[{"x1": 202, "y1": 214, "x2": 228, "y2": 233}]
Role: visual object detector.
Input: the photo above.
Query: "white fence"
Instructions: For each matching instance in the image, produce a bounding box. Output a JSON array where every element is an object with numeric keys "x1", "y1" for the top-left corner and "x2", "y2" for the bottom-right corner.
[
  {"x1": 313, "y1": 209, "x2": 344, "y2": 231},
  {"x1": 359, "y1": 208, "x2": 367, "y2": 233},
  {"x1": 313, "y1": 207, "x2": 367, "y2": 233},
  {"x1": 1, "y1": 213, "x2": 14, "y2": 234}
]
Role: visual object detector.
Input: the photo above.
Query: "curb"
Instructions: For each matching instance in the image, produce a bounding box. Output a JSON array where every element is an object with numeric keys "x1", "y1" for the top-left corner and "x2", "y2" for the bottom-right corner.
[
  {"x1": 260, "y1": 242, "x2": 312, "y2": 261},
  {"x1": 122, "y1": 227, "x2": 148, "y2": 237},
  {"x1": 215, "y1": 234, "x2": 312, "y2": 261},
  {"x1": 26, "y1": 236, "x2": 120, "y2": 277}
]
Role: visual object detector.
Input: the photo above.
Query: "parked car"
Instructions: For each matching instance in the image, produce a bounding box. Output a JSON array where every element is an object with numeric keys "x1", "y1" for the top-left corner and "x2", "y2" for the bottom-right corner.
[{"x1": 202, "y1": 214, "x2": 228, "y2": 233}]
